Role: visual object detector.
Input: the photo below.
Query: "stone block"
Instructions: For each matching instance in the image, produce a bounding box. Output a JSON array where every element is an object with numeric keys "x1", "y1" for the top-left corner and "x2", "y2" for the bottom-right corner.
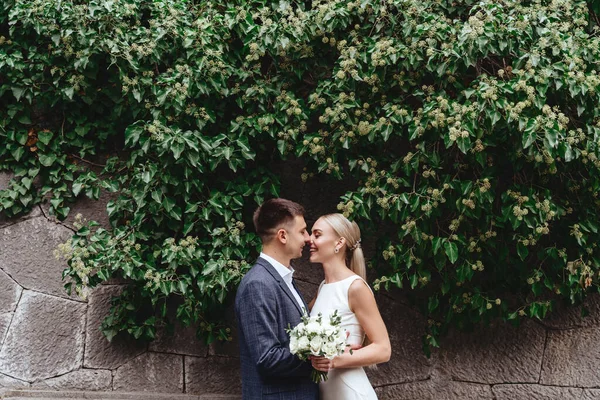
[
  {"x1": 0, "y1": 313, "x2": 12, "y2": 347},
  {"x1": 149, "y1": 322, "x2": 208, "y2": 357},
  {"x1": 493, "y1": 384, "x2": 583, "y2": 399},
  {"x1": 0, "y1": 217, "x2": 77, "y2": 300},
  {"x1": 542, "y1": 294, "x2": 600, "y2": 329},
  {"x1": 83, "y1": 285, "x2": 146, "y2": 369},
  {"x1": 0, "y1": 171, "x2": 12, "y2": 191},
  {"x1": 367, "y1": 300, "x2": 431, "y2": 386},
  {"x1": 375, "y1": 380, "x2": 493, "y2": 400},
  {"x1": 292, "y1": 255, "x2": 324, "y2": 286},
  {"x1": 437, "y1": 319, "x2": 545, "y2": 384},
  {"x1": 582, "y1": 389, "x2": 600, "y2": 399},
  {"x1": 32, "y1": 369, "x2": 112, "y2": 391},
  {"x1": 0, "y1": 389, "x2": 238, "y2": 399},
  {"x1": 47, "y1": 189, "x2": 117, "y2": 231},
  {"x1": 185, "y1": 356, "x2": 241, "y2": 395},
  {"x1": 541, "y1": 327, "x2": 600, "y2": 387},
  {"x1": 0, "y1": 291, "x2": 86, "y2": 381},
  {"x1": 293, "y1": 279, "x2": 319, "y2": 309},
  {"x1": 113, "y1": 352, "x2": 184, "y2": 393},
  {"x1": 208, "y1": 306, "x2": 239, "y2": 357},
  {"x1": 0, "y1": 269, "x2": 22, "y2": 313},
  {"x1": 0, "y1": 373, "x2": 30, "y2": 389}
]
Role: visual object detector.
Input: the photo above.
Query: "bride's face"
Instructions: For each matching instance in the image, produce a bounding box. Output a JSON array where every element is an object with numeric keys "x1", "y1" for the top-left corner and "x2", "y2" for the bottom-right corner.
[{"x1": 309, "y1": 218, "x2": 339, "y2": 263}]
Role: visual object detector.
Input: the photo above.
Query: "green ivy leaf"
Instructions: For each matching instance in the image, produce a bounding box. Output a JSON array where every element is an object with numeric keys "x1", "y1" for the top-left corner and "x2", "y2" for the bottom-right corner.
[{"x1": 443, "y1": 241, "x2": 458, "y2": 264}]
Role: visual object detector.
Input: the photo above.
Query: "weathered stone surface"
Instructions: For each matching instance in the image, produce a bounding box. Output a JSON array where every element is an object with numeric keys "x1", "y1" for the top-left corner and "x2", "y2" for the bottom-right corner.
[
  {"x1": 437, "y1": 319, "x2": 545, "y2": 384},
  {"x1": 185, "y1": 356, "x2": 241, "y2": 395},
  {"x1": 541, "y1": 327, "x2": 600, "y2": 387},
  {"x1": 50, "y1": 189, "x2": 117, "y2": 231},
  {"x1": 0, "y1": 172, "x2": 12, "y2": 190},
  {"x1": 0, "y1": 291, "x2": 86, "y2": 381},
  {"x1": 375, "y1": 380, "x2": 493, "y2": 400},
  {"x1": 0, "y1": 389, "x2": 237, "y2": 399},
  {"x1": 32, "y1": 369, "x2": 112, "y2": 391},
  {"x1": 0, "y1": 217, "x2": 76, "y2": 299},
  {"x1": 0, "y1": 373, "x2": 30, "y2": 389},
  {"x1": 149, "y1": 323, "x2": 208, "y2": 357},
  {"x1": 278, "y1": 157, "x2": 355, "y2": 223},
  {"x1": 0, "y1": 206, "x2": 42, "y2": 231},
  {"x1": 368, "y1": 299, "x2": 431, "y2": 386},
  {"x1": 493, "y1": 384, "x2": 583, "y2": 399},
  {"x1": 0, "y1": 269, "x2": 22, "y2": 313},
  {"x1": 208, "y1": 305, "x2": 239, "y2": 357},
  {"x1": 292, "y1": 254, "x2": 324, "y2": 286},
  {"x1": 294, "y1": 279, "x2": 319, "y2": 308},
  {"x1": 582, "y1": 389, "x2": 600, "y2": 399},
  {"x1": 84, "y1": 285, "x2": 146, "y2": 369},
  {"x1": 542, "y1": 294, "x2": 600, "y2": 329},
  {"x1": 113, "y1": 352, "x2": 183, "y2": 393},
  {"x1": 0, "y1": 313, "x2": 13, "y2": 347}
]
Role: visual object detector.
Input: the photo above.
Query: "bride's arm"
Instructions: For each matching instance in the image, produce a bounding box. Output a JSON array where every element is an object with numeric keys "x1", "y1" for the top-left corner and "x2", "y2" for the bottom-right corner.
[{"x1": 311, "y1": 280, "x2": 391, "y2": 370}]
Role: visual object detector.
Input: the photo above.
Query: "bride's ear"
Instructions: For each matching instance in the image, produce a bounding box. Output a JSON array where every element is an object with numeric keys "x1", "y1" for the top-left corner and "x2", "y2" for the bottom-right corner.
[{"x1": 337, "y1": 237, "x2": 346, "y2": 249}]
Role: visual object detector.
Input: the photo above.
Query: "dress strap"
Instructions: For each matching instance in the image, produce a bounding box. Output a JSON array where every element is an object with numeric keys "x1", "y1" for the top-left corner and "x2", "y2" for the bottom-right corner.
[{"x1": 318, "y1": 279, "x2": 326, "y2": 292}]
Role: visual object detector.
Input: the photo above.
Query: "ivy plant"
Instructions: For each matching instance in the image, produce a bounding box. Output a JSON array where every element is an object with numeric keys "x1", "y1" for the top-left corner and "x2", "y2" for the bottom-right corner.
[{"x1": 2, "y1": 0, "x2": 600, "y2": 352}]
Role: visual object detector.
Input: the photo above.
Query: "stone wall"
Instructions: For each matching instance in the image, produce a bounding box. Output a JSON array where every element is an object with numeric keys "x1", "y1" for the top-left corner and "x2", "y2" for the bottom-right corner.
[{"x1": 2, "y1": 170, "x2": 600, "y2": 399}]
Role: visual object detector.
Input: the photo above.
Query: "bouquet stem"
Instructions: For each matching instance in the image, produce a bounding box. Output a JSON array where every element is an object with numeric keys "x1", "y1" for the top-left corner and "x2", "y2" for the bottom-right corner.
[{"x1": 311, "y1": 369, "x2": 328, "y2": 383}]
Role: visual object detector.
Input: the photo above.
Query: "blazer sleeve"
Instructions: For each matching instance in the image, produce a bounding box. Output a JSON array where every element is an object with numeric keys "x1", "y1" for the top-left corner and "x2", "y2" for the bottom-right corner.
[{"x1": 236, "y1": 279, "x2": 312, "y2": 379}]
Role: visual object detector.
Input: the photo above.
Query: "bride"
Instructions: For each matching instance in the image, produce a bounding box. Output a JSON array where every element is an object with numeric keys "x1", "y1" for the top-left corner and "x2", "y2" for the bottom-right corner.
[{"x1": 308, "y1": 213, "x2": 391, "y2": 399}]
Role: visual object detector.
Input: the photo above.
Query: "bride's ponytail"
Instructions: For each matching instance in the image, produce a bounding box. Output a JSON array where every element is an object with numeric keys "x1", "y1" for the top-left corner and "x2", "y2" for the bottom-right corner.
[{"x1": 347, "y1": 221, "x2": 366, "y2": 281}]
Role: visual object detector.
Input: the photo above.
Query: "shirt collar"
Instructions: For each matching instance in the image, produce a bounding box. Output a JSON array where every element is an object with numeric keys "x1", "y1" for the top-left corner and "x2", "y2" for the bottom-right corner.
[{"x1": 260, "y1": 252, "x2": 294, "y2": 283}]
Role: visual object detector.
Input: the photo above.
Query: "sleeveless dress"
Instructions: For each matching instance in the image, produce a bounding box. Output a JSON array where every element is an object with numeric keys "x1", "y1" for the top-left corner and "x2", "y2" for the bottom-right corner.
[{"x1": 310, "y1": 275, "x2": 378, "y2": 400}]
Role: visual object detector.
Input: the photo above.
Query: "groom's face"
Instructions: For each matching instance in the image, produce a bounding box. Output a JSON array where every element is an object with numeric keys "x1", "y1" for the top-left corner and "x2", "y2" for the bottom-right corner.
[{"x1": 285, "y1": 215, "x2": 310, "y2": 259}]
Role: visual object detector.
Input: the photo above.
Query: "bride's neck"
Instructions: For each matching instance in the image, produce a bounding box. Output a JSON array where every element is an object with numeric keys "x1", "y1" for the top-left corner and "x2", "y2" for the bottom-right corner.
[{"x1": 322, "y1": 260, "x2": 352, "y2": 283}]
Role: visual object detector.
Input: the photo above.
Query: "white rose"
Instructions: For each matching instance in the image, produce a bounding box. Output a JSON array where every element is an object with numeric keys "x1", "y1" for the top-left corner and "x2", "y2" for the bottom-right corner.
[
  {"x1": 322, "y1": 323, "x2": 338, "y2": 337},
  {"x1": 295, "y1": 322, "x2": 306, "y2": 335},
  {"x1": 305, "y1": 321, "x2": 322, "y2": 335},
  {"x1": 310, "y1": 335, "x2": 324, "y2": 355},
  {"x1": 289, "y1": 336, "x2": 299, "y2": 354},
  {"x1": 297, "y1": 336, "x2": 310, "y2": 351},
  {"x1": 321, "y1": 342, "x2": 339, "y2": 359}
]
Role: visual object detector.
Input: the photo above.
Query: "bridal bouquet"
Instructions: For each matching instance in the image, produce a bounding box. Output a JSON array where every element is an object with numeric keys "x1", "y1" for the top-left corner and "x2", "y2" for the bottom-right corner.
[{"x1": 287, "y1": 310, "x2": 348, "y2": 383}]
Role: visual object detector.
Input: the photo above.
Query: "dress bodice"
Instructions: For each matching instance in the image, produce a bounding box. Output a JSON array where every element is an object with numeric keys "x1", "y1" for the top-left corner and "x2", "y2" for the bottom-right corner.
[
  {"x1": 309, "y1": 274, "x2": 378, "y2": 399},
  {"x1": 310, "y1": 275, "x2": 372, "y2": 346}
]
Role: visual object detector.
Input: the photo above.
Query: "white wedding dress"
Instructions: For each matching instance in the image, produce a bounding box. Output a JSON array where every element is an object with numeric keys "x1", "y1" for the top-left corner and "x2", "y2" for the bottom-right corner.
[{"x1": 310, "y1": 275, "x2": 378, "y2": 400}]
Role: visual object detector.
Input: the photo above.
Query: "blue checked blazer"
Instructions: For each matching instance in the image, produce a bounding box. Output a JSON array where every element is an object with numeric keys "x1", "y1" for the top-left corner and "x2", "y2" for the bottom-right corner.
[{"x1": 235, "y1": 257, "x2": 319, "y2": 400}]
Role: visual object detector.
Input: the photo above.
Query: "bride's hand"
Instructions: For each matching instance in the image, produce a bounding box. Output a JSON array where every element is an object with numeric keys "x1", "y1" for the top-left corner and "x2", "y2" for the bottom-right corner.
[
  {"x1": 309, "y1": 355, "x2": 334, "y2": 372},
  {"x1": 347, "y1": 343, "x2": 362, "y2": 352}
]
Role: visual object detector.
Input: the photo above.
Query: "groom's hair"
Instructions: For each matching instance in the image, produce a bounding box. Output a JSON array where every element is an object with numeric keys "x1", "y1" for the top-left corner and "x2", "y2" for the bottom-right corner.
[{"x1": 253, "y1": 198, "x2": 305, "y2": 243}]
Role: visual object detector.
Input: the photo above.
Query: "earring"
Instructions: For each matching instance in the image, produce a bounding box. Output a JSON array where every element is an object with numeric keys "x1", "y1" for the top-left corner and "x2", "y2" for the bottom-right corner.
[{"x1": 334, "y1": 248, "x2": 339, "y2": 254}]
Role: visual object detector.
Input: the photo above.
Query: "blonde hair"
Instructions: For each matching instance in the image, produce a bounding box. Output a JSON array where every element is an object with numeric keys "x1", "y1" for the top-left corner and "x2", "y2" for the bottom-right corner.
[
  {"x1": 321, "y1": 213, "x2": 375, "y2": 353},
  {"x1": 320, "y1": 213, "x2": 366, "y2": 281}
]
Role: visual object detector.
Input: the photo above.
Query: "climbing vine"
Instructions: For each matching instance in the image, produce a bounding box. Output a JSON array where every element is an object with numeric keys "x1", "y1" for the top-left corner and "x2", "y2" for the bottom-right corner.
[{"x1": 2, "y1": 0, "x2": 600, "y2": 353}]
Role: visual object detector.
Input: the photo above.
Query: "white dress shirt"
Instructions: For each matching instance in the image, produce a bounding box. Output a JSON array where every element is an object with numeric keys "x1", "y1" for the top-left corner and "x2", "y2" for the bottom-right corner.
[{"x1": 260, "y1": 252, "x2": 306, "y2": 313}]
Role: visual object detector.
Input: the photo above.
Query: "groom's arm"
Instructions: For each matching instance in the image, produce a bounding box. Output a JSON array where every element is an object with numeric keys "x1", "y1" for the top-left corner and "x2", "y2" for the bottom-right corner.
[{"x1": 237, "y1": 279, "x2": 312, "y2": 379}]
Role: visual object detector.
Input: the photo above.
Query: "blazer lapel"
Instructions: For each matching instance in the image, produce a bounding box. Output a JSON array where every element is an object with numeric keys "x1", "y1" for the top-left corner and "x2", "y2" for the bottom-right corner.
[{"x1": 257, "y1": 257, "x2": 305, "y2": 316}]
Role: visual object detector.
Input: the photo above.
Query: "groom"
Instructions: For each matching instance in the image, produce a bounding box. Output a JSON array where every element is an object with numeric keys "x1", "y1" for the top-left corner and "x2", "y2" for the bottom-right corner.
[{"x1": 235, "y1": 198, "x2": 319, "y2": 399}]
